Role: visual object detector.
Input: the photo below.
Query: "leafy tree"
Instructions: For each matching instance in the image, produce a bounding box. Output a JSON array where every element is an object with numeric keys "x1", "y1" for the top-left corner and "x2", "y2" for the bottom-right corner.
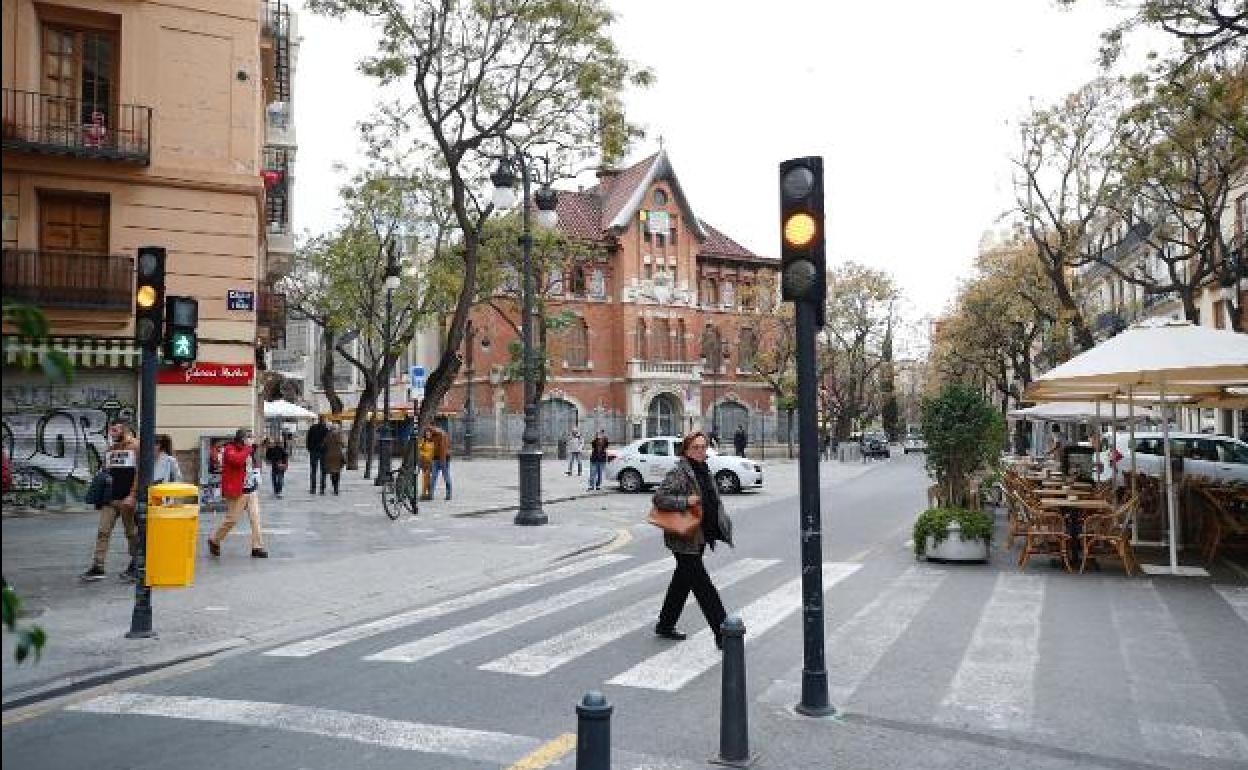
[
  {"x1": 1102, "y1": 60, "x2": 1248, "y2": 328},
  {"x1": 879, "y1": 322, "x2": 901, "y2": 442},
  {"x1": 1059, "y1": 0, "x2": 1247, "y2": 74},
  {"x1": 307, "y1": 0, "x2": 652, "y2": 445},
  {"x1": 819, "y1": 263, "x2": 901, "y2": 440},
  {"x1": 921, "y1": 383, "x2": 1005, "y2": 509},
  {"x1": 1013, "y1": 76, "x2": 1138, "y2": 352}
]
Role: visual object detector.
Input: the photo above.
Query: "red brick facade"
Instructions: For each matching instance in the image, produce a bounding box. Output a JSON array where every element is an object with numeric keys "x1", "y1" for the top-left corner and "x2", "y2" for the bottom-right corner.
[{"x1": 444, "y1": 150, "x2": 778, "y2": 441}]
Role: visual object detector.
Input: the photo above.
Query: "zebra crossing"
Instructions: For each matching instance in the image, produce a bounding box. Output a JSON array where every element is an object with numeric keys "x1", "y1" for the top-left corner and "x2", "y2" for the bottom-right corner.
[{"x1": 71, "y1": 552, "x2": 1248, "y2": 769}]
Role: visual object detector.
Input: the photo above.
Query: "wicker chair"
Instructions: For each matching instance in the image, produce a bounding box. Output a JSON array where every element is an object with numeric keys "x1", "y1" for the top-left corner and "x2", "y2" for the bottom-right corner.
[
  {"x1": 1018, "y1": 505, "x2": 1072, "y2": 572},
  {"x1": 1078, "y1": 495, "x2": 1139, "y2": 575}
]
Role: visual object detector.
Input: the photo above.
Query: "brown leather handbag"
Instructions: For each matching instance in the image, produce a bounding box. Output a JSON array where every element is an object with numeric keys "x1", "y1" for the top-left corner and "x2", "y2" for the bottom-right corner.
[{"x1": 647, "y1": 500, "x2": 702, "y2": 538}]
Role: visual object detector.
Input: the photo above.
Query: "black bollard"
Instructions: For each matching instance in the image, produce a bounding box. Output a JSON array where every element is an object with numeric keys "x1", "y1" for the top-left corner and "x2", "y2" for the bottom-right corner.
[
  {"x1": 711, "y1": 615, "x2": 757, "y2": 767},
  {"x1": 576, "y1": 690, "x2": 612, "y2": 770}
]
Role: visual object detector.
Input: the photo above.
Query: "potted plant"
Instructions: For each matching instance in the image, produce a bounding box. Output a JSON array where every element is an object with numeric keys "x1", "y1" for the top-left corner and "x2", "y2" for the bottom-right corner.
[{"x1": 914, "y1": 383, "x2": 1005, "y2": 562}]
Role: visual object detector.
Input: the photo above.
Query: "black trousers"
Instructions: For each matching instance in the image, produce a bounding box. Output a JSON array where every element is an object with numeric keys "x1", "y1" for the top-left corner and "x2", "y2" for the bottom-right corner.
[
  {"x1": 658, "y1": 548, "x2": 727, "y2": 639},
  {"x1": 309, "y1": 451, "x2": 324, "y2": 492}
]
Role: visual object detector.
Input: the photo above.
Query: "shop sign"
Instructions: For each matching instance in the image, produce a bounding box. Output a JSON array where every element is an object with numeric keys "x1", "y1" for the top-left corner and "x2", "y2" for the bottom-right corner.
[{"x1": 157, "y1": 362, "x2": 255, "y2": 386}]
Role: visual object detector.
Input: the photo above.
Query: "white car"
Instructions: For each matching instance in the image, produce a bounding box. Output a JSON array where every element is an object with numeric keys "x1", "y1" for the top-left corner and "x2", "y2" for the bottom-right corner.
[
  {"x1": 903, "y1": 435, "x2": 927, "y2": 454},
  {"x1": 605, "y1": 436, "x2": 764, "y2": 494},
  {"x1": 1093, "y1": 431, "x2": 1248, "y2": 486}
]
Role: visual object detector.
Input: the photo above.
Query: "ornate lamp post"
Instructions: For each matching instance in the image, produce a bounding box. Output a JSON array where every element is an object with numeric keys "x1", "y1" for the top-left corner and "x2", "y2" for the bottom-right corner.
[{"x1": 491, "y1": 146, "x2": 558, "y2": 526}]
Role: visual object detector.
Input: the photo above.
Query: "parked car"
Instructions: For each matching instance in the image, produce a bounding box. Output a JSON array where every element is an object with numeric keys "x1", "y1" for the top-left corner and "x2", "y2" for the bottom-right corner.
[
  {"x1": 903, "y1": 434, "x2": 927, "y2": 454},
  {"x1": 861, "y1": 431, "x2": 891, "y2": 459},
  {"x1": 605, "y1": 436, "x2": 764, "y2": 494},
  {"x1": 1093, "y1": 431, "x2": 1248, "y2": 485}
]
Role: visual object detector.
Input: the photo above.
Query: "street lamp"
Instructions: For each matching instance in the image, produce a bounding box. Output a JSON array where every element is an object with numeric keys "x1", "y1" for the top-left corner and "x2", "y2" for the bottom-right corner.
[
  {"x1": 491, "y1": 145, "x2": 559, "y2": 526},
  {"x1": 375, "y1": 239, "x2": 402, "y2": 486}
]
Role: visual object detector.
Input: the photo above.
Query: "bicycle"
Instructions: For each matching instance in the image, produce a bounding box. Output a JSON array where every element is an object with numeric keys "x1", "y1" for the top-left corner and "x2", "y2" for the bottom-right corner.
[{"x1": 380, "y1": 462, "x2": 420, "y2": 520}]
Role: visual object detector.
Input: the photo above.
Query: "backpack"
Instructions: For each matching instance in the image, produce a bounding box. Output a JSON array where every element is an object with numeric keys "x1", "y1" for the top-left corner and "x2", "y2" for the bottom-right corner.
[{"x1": 84, "y1": 468, "x2": 113, "y2": 508}]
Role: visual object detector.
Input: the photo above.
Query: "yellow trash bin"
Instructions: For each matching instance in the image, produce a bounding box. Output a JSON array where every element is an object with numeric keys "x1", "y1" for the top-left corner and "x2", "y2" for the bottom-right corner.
[{"x1": 146, "y1": 482, "x2": 200, "y2": 588}]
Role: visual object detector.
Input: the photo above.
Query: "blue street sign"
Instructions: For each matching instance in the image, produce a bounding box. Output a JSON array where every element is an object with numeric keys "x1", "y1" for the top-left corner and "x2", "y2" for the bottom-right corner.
[
  {"x1": 227, "y1": 289, "x2": 255, "y2": 311},
  {"x1": 409, "y1": 365, "x2": 426, "y2": 387}
]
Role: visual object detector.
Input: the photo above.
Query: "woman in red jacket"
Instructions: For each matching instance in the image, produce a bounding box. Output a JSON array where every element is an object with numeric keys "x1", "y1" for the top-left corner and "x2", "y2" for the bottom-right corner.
[{"x1": 207, "y1": 428, "x2": 268, "y2": 558}]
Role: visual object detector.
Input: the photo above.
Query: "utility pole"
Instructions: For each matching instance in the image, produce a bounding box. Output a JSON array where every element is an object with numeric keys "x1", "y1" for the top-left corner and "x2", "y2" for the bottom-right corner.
[{"x1": 779, "y1": 157, "x2": 832, "y2": 716}]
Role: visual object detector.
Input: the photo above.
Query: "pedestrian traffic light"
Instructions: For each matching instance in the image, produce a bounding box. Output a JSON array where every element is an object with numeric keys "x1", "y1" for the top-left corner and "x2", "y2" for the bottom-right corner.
[
  {"x1": 163, "y1": 296, "x2": 198, "y2": 364},
  {"x1": 779, "y1": 157, "x2": 826, "y2": 319},
  {"x1": 134, "y1": 247, "x2": 166, "y2": 349}
]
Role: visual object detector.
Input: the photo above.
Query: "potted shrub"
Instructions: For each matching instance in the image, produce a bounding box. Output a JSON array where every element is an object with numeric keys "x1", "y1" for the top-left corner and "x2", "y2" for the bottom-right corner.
[{"x1": 914, "y1": 383, "x2": 1005, "y2": 562}]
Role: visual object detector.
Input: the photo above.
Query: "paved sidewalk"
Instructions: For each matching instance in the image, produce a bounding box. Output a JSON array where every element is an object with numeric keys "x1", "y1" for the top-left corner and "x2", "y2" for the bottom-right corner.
[{"x1": 1, "y1": 453, "x2": 875, "y2": 704}]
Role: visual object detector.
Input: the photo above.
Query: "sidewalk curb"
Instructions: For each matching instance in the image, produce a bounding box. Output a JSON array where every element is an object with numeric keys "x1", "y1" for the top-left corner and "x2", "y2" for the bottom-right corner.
[
  {"x1": 1, "y1": 527, "x2": 623, "y2": 717},
  {"x1": 449, "y1": 489, "x2": 607, "y2": 518}
]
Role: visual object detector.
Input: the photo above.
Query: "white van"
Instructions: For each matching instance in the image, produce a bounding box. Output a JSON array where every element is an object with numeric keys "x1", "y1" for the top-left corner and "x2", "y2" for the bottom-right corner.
[{"x1": 1094, "y1": 432, "x2": 1248, "y2": 485}]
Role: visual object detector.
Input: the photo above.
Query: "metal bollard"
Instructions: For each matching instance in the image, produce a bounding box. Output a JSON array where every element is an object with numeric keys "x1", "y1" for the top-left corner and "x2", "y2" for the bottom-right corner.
[
  {"x1": 711, "y1": 615, "x2": 757, "y2": 767},
  {"x1": 576, "y1": 690, "x2": 612, "y2": 770}
]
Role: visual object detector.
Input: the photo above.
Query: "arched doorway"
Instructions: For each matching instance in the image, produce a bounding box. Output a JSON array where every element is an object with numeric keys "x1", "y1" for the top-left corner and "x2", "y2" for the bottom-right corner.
[
  {"x1": 539, "y1": 397, "x2": 579, "y2": 447},
  {"x1": 646, "y1": 393, "x2": 682, "y2": 437},
  {"x1": 714, "y1": 401, "x2": 748, "y2": 437}
]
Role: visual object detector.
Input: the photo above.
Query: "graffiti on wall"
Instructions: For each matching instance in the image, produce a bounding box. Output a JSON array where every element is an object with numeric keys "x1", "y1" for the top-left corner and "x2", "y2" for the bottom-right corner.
[{"x1": 2, "y1": 375, "x2": 136, "y2": 510}]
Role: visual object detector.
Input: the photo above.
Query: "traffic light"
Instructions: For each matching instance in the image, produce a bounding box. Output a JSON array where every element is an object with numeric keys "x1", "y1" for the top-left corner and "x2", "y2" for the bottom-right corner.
[
  {"x1": 163, "y1": 296, "x2": 198, "y2": 364},
  {"x1": 134, "y1": 246, "x2": 166, "y2": 349},
  {"x1": 779, "y1": 157, "x2": 826, "y2": 319}
]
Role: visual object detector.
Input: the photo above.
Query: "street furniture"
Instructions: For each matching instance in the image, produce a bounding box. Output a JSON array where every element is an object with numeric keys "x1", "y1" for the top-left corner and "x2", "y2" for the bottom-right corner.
[
  {"x1": 1078, "y1": 495, "x2": 1140, "y2": 575},
  {"x1": 146, "y1": 482, "x2": 200, "y2": 588}
]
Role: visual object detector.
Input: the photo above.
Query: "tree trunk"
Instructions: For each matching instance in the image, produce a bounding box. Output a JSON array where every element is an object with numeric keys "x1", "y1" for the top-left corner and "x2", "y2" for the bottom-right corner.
[
  {"x1": 320, "y1": 328, "x2": 344, "y2": 415},
  {"x1": 347, "y1": 383, "x2": 378, "y2": 471}
]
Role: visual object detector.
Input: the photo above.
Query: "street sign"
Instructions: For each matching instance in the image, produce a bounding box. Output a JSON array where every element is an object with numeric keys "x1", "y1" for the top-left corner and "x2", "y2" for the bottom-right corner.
[
  {"x1": 226, "y1": 289, "x2": 255, "y2": 311},
  {"x1": 409, "y1": 365, "x2": 426, "y2": 401}
]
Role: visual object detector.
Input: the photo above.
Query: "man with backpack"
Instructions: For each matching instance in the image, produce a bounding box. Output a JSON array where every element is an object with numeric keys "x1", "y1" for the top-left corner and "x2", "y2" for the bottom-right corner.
[
  {"x1": 306, "y1": 415, "x2": 329, "y2": 495},
  {"x1": 80, "y1": 418, "x2": 141, "y2": 582}
]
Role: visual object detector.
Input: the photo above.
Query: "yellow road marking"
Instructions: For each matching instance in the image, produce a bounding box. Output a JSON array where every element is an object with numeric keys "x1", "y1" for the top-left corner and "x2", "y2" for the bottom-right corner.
[{"x1": 507, "y1": 732, "x2": 576, "y2": 770}]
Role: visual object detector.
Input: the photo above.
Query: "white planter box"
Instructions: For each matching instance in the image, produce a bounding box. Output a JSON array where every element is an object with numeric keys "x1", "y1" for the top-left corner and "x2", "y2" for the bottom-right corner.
[{"x1": 923, "y1": 521, "x2": 990, "y2": 562}]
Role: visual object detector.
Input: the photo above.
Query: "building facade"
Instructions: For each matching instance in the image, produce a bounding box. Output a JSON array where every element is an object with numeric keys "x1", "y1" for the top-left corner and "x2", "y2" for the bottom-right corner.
[
  {"x1": 441, "y1": 149, "x2": 780, "y2": 449},
  {"x1": 1, "y1": 0, "x2": 290, "y2": 508}
]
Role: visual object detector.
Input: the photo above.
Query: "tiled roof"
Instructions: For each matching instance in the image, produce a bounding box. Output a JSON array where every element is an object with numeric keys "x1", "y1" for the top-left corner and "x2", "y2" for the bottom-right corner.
[
  {"x1": 552, "y1": 190, "x2": 602, "y2": 241},
  {"x1": 599, "y1": 153, "x2": 660, "y2": 227},
  {"x1": 699, "y1": 221, "x2": 764, "y2": 260}
]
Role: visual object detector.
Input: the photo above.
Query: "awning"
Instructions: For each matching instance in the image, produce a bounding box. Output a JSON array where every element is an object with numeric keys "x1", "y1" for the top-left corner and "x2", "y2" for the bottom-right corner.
[{"x1": 2, "y1": 334, "x2": 140, "y2": 369}]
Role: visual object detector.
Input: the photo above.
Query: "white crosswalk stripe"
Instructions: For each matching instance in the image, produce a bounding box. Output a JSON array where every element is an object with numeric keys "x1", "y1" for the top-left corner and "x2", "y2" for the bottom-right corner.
[
  {"x1": 365, "y1": 558, "x2": 674, "y2": 664},
  {"x1": 825, "y1": 566, "x2": 948, "y2": 705},
  {"x1": 265, "y1": 553, "x2": 630, "y2": 658},
  {"x1": 937, "y1": 573, "x2": 1045, "y2": 731},
  {"x1": 479, "y1": 558, "x2": 780, "y2": 676},
  {"x1": 608, "y1": 562, "x2": 862, "y2": 692}
]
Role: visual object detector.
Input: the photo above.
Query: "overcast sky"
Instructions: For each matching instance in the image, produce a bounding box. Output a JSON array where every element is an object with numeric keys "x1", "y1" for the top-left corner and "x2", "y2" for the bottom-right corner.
[{"x1": 290, "y1": 1, "x2": 1166, "y2": 355}]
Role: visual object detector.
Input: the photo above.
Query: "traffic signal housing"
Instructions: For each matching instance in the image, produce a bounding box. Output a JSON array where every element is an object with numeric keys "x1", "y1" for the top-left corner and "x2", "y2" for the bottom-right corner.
[
  {"x1": 164, "y1": 296, "x2": 198, "y2": 365},
  {"x1": 779, "y1": 157, "x2": 826, "y2": 322},
  {"x1": 134, "y1": 246, "x2": 166, "y2": 349}
]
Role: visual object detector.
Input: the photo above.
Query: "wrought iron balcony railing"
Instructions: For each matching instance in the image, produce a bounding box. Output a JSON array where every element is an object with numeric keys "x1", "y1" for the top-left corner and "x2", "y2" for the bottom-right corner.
[
  {"x1": 2, "y1": 89, "x2": 152, "y2": 164},
  {"x1": 2, "y1": 249, "x2": 133, "y2": 310}
]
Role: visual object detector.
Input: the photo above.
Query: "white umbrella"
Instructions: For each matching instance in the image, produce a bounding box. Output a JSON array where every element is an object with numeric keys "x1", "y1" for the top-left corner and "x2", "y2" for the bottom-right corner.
[
  {"x1": 1008, "y1": 401, "x2": 1159, "y2": 423},
  {"x1": 263, "y1": 399, "x2": 319, "y2": 420},
  {"x1": 1025, "y1": 319, "x2": 1248, "y2": 576}
]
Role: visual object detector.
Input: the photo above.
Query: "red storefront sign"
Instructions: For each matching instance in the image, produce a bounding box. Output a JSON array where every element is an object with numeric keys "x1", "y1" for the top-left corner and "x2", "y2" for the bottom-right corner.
[{"x1": 157, "y1": 363, "x2": 255, "y2": 386}]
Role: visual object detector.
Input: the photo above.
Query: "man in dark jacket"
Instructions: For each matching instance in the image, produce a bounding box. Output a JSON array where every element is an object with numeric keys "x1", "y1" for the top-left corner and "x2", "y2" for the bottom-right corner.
[
  {"x1": 733, "y1": 425, "x2": 748, "y2": 457},
  {"x1": 306, "y1": 416, "x2": 329, "y2": 495}
]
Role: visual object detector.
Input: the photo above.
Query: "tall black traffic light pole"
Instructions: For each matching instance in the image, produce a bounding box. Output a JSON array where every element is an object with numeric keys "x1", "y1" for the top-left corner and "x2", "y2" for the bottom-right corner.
[
  {"x1": 779, "y1": 157, "x2": 832, "y2": 717},
  {"x1": 127, "y1": 246, "x2": 165, "y2": 639}
]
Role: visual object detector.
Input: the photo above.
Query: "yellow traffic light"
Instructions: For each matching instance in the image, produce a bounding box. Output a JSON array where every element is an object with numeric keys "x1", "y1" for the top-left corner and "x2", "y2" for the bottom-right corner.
[
  {"x1": 783, "y1": 212, "x2": 817, "y2": 248},
  {"x1": 136, "y1": 284, "x2": 158, "y2": 309}
]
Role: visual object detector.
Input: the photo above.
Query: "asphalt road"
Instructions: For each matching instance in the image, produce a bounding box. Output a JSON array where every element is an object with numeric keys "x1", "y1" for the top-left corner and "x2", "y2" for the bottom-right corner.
[{"x1": 5, "y1": 454, "x2": 1248, "y2": 770}]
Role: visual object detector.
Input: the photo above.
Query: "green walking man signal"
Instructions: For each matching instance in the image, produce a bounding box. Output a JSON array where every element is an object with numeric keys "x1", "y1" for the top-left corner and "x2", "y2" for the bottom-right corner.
[{"x1": 163, "y1": 296, "x2": 199, "y2": 364}]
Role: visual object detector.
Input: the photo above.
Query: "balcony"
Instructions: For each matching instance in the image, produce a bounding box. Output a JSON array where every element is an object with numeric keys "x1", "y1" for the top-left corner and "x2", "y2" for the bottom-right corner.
[
  {"x1": 627, "y1": 359, "x2": 700, "y2": 382},
  {"x1": 2, "y1": 89, "x2": 151, "y2": 165},
  {"x1": 258, "y1": 289, "x2": 287, "y2": 346},
  {"x1": 2, "y1": 249, "x2": 133, "y2": 311}
]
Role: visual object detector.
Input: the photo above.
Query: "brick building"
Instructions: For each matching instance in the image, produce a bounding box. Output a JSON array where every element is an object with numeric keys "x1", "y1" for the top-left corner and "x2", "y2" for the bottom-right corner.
[{"x1": 444, "y1": 149, "x2": 780, "y2": 447}]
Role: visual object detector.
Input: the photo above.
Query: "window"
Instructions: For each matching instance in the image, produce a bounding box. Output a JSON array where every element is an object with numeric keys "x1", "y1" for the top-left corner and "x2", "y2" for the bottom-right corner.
[
  {"x1": 646, "y1": 395, "x2": 680, "y2": 437},
  {"x1": 548, "y1": 267, "x2": 564, "y2": 295},
  {"x1": 635, "y1": 319, "x2": 648, "y2": 360},
  {"x1": 42, "y1": 23, "x2": 118, "y2": 129},
  {"x1": 570, "y1": 265, "x2": 587, "y2": 296},
  {"x1": 653, "y1": 189, "x2": 668, "y2": 206},
  {"x1": 720, "y1": 281, "x2": 735, "y2": 308},
  {"x1": 653, "y1": 318, "x2": 671, "y2": 361},
  {"x1": 676, "y1": 319, "x2": 687, "y2": 361},
  {"x1": 701, "y1": 278, "x2": 717, "y2": 306},
  {"x1": 648, "y1": 439, "x2": 672, "y2": 456},
  {"x1": 589, "y1": 268, "x2": 605, "y2": 298},
  {"x1": 656, "y1": 232, "x2": 666, "y2": 249},
  {"x1": 565, "y1": 317, "x2": 589, "y2": 368},
  {"x1": 39, "y1": 193, "x2": 108, "y2": 252},
  {"x1": 738, "y1": 327, "x2": 758, "y2": 371},
  {"x1": 2, "y1": 192, "x2": 18, "y2": 249},
  {"x1": 701, "y1": 326, "x2": 722, "y2": 373}
]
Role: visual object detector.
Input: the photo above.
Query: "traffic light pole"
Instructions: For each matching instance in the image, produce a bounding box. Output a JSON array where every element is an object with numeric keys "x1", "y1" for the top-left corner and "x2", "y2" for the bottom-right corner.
[
  {"x1": 126, "y1": 345, "x2": 157, "y2": 638},
  {"x1": 793, "y1": 298, "x2": 832, "y2": 715}
]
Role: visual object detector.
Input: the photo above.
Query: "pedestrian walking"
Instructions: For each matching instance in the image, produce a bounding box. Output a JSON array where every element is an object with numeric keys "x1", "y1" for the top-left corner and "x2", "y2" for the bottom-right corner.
[
  {"x1": 306, "y1": 415, "x2": 329, "y2": 494},
  {"x1": 588, "y1": 429, "x2": 609, "y2": 491},
  {"x1": 207, "y1": 428, "x2": 268, "y2": 559},
  {"x1": 417, "y1": 427, "x2": 436, "y2": 500},
  {"x1": 733, "y1": 424, "x2": 748, "y2": 457},
  {"x1": 565, "y1": 427, "x2": 584, "y2": 476},
  {"x1": 321, "y1": 422, "x2": 345, "y2": 495},
  {"x1": 152, "y1": 434, "x2": 183, "y2": 484},
  {"x1": 264, "y1": 437, "x2": 289, "y2": 498},
  {"x1": 430, "y1": 425, "x2": 452, "y2": 500},
  {"x1": 80, "y1": 418, "x2": 141, "y2": 582},
  {"x1": 651, "y1": 431, "x2": 734, "y2": 650}
]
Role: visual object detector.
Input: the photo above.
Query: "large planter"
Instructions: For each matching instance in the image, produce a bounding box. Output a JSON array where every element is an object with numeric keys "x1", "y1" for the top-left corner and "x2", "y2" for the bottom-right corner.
[{"x1": 923, "y1": 520, "x2": 990, "y2": 562}]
